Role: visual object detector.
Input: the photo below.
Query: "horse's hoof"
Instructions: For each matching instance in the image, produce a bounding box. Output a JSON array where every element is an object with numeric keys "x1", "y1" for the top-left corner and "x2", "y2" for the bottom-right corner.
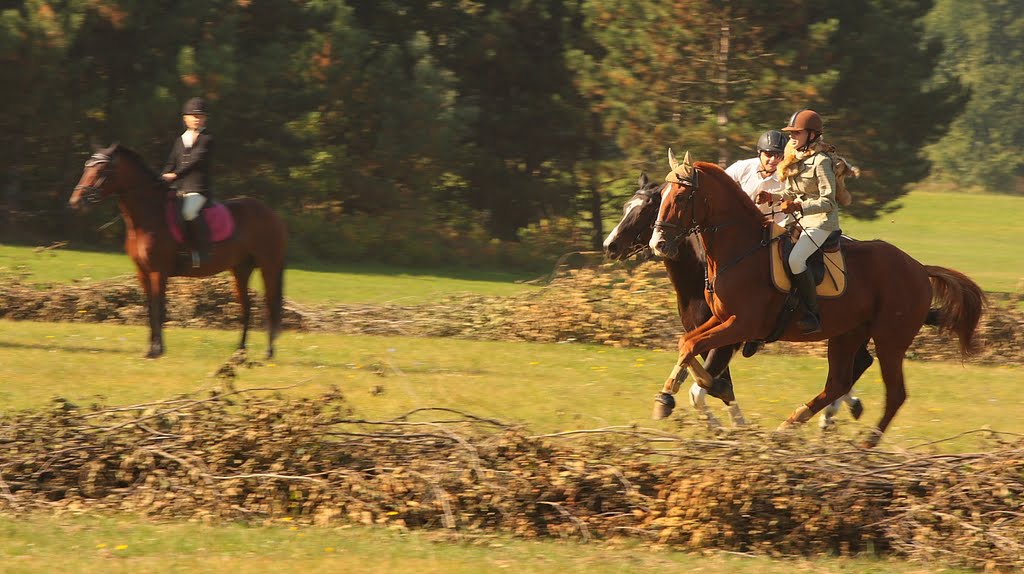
[
  {"x1": 708, "y1": 378, "x2": 735, "y2": 405},
  {"x1": 859, "y1": 430, "x2": 883, "y2": 449},
  {"x1": 726, "y1": 403, "x2": 747, "y2": 427},
  {"x1": 145, "y1": 346, "x2": 164, "y2": 359},
  {"x1": 652, "y1": 393, "x2": 676, "y2": 420},
  {"x1": 849, "y1": 398, "x2": 864, "y2": 420},
  {"x1": 741, "y1": 341, "x2": 761, "y2": 358}
]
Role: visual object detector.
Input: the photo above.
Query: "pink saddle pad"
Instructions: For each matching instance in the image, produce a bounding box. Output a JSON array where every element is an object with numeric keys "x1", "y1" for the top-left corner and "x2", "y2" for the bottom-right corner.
[{"x1": 166, "y1": 201, "x2": 235, "y2": 244}]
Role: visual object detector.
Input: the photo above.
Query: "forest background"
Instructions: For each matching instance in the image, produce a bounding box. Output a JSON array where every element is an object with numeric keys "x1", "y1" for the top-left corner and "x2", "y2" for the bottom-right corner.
[{"x1": 1, "y1": 0, "x2": 1020, "y2": 271}]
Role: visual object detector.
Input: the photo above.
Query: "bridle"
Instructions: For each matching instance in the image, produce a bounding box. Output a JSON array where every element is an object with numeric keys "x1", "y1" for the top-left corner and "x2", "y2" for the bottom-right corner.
[
  {"x1": 73, "y1": 152, "x2": 114, "y2": 204},
  {"x1": 653, "y1": 168, "x2": 703, "y2": 251}
]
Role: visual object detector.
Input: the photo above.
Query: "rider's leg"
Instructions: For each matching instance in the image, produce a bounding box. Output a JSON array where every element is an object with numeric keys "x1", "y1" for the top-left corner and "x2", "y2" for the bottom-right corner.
[
  {"x1": 788, "y1": 227, "x2": 831, "y2": 334},
  {"x1": 181, "y1": 193, "x2": 208, "y2": 267}
]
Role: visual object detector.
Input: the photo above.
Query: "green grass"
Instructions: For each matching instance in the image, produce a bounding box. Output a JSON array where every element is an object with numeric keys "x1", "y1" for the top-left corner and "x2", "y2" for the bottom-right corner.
[
  {"x1": 0, "y1": 515, "x2": 974, "y2": 574},
  {"x1": 0, "y1": 244, "x2": 538, "y2": 304},
  {"x1": 842, "y1": 190, "x2": 1023, "y2": 294},
  {"x1": 0, "y1": 244, "x2": 130, "y2": 286},
  {"x1": 283, "y1": 263, "x2": 537, "y2": 304},
  {"x1": 2, "y1": 320, "x2": 1020, "y2": 451}
]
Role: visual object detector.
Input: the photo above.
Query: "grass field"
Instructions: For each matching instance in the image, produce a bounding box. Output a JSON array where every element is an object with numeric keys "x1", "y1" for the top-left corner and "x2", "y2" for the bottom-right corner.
[
  {"x1": 841, "y1": 190, "x2": 1022, "y2": 294},
  {"x1": 0, "y1": 515, "x2": 975, "y2": 574},
  {"x1": 2, "y1": 320, "x2": 1020, "y2": 451},
  {"x1": 0, "y1": 245, "x2": 538, "y2": 305}
]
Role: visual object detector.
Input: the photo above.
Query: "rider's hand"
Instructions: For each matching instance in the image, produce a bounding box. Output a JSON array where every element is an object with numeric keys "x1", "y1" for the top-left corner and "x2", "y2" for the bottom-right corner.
[
  {"x1": 779, "y1": 200, "x2": 802, "y2": 214},
  {"x1": 754, "y1": 190, "x2": 772, "y2": 205},
  {"x1": 162, "y1": 173, "x2": 177, "y2": 182}
]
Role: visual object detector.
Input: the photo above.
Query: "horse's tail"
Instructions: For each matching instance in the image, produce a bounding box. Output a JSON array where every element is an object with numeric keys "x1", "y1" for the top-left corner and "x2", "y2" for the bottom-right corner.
[{"x1": 924, "y1": 265, "x2": 986, "y2": 358}]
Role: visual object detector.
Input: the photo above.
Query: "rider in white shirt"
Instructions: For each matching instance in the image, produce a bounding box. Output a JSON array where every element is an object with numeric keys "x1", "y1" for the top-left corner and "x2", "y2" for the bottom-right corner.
[{"x1": 725, "y1": 130, "x2": 787, "y2": 226}]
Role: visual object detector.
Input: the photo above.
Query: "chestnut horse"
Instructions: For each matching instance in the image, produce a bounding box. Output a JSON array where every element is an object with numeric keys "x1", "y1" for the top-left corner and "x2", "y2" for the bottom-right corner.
[
  {"x1": 604, "y1": 173, "x2": 867, "y2": 429},
  {"x1": 69, "y1": 143, "x2": 287, "y2": 359},
  {"x1": 649, "y1": 150, "x2": 984, "y2": 446}
]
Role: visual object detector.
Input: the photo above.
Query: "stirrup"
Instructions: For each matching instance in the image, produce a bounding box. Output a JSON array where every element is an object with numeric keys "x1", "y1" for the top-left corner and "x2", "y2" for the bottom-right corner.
[{"x1": 190, "y1": 251, "x2": 206, "y2": 268}]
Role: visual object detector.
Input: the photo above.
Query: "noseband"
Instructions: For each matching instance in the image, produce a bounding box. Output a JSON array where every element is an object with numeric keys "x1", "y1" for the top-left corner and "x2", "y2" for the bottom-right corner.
[{"x1": 74, "y1": 153, "x2": 113, "y2": 204}]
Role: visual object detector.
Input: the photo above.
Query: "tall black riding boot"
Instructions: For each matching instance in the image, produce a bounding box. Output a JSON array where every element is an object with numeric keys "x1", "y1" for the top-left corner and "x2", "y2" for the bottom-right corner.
[
  {"x1": 186, "y1": 216, "x2": 211, "y2": 268},
  {"x1": 792, "y1": 270, "x2": 822, "y2": 334}
]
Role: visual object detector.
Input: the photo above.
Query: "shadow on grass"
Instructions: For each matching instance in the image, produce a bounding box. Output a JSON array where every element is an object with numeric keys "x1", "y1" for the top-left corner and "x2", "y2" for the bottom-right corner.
[{"x1": 0, "y1": 340, "x2": 138, "y2": 355}]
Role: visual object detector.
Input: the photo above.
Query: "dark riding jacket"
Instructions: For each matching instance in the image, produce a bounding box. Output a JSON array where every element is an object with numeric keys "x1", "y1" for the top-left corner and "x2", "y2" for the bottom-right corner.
[{"x1": 162, "y1": 130, "x2": 213, "y2": 200}]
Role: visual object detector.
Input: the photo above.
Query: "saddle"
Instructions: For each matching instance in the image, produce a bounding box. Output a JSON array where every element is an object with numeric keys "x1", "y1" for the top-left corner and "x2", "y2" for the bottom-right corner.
[
  {"x1": 165, "y1": 196, "x2": 235, "y2": 245},
  {"x1": 768, "y1": 224, "x2": 847, "y2": 298}
]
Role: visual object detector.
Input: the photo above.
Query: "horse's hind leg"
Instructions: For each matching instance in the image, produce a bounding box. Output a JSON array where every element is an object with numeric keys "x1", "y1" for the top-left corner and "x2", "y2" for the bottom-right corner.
[
  {"x1": 862, "y1": 341, "x2": 911, "y2": 448},
  {"x1": 818, "y1": 343, "x2": 872, "y2": 429},
  {"x1": 845, "y1": 343, "x2": 873, "y2": 420},
  {"x1": 231, "y1": 259, "x2": 255, "y2": 353},
  {"x1": 779, "y1": 327, "x2": 867, "y2": 430},
  {"x1": 258, "y1": 262, "x2": 284, "y2": 359}
]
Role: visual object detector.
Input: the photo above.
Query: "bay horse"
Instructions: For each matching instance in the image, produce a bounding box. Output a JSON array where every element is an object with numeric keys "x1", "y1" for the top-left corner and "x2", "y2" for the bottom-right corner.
[
  {"x1": 649, "y1": 150, "x2": 984, "y2": 446},
  {"x1": 604, "y1": 172, "x2": 867, "y2": 429},
  {"x1": 69, "y1": 143, "x2": 287, "y2": 359}
]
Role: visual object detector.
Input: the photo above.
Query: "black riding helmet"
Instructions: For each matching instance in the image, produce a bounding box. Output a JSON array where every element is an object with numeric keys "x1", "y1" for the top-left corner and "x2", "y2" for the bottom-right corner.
[
  {"x1": 757, "y1": 130, "x2": 787, "y2": 154},
  {"x1": 182, "y1": 97, "x2": 207, "y2": 116}
]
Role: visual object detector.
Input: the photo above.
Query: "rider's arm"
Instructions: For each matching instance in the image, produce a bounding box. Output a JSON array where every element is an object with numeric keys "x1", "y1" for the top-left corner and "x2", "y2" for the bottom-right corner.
[{"x1": 162, "y1": 140, "x2": 180, "y2": 174}]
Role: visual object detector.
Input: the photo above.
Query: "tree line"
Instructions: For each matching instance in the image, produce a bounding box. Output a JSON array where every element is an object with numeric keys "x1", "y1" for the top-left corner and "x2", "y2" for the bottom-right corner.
[{"x1": 1, "y1": 0, "x2": 1019, "y2": 266}]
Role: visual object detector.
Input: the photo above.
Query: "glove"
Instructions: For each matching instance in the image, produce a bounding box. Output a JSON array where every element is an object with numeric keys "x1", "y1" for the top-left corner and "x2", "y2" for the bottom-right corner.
[
  {"x1": 754, "y1": 190, "x2": 773, "y2": 205},
  {"x1": 779, "y1": 200, "x2": 801, "y2": 214}
]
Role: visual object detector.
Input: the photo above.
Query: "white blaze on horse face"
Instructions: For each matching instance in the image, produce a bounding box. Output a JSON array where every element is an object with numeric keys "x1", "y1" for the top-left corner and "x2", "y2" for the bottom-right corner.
[{"x1": 603, "y1": 195, "x2": 647, "y2": 249}]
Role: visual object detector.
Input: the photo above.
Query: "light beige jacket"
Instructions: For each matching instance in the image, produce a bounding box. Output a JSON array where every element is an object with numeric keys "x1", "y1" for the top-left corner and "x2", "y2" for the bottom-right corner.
[{"x1": 767, "y1": 143, "x2": 840, "y2": 232}]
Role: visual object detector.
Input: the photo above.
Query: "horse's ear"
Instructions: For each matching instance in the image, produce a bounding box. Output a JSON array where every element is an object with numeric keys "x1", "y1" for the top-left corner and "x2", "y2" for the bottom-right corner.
[
  {"x1": 667, "y1": 148, "x2": 678, "y2": 170},
  {"x1": 102, "y1": 141, "x2": 119, "y2": 156},
  {"x1": 682, "y1": 151, "x2": 692, "y2": 170},
  {"x1": 638, "y1": 172, "x2": 649, "y2": 187}
]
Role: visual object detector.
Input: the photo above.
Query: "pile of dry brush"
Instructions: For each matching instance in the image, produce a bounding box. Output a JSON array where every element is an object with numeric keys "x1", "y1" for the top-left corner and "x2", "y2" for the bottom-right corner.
[
  {"x1": 1, "y1": 386, "x2": 1022, "y2": 570},
  {"x1": 1, "y1": 262, "x2": 1022, "y2": 364}
]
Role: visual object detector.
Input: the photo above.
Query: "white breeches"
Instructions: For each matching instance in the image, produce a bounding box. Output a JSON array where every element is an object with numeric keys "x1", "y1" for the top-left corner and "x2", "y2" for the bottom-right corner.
[
  {"x1": 181, "y1": 193, "x2": 207, "y2": 221},
  {"x1": 788, "y1": 227, "x2": 832, "y2": 274}
]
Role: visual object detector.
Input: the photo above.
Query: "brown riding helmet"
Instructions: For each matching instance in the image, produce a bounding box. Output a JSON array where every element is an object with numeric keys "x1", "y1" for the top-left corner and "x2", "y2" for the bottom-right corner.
[{"x1": 782, "y1": 109, "x2": 823, "y2": 133}]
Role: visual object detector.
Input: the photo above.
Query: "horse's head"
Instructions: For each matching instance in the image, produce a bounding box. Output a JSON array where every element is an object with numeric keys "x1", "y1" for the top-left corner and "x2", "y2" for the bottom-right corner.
[
  {"x1": 69, "y1": 143, "x2": 120, "y2": 210},
  {"x1": 649, "y1": 149, "x2": 707, "y2": 259},
  {"x1": 603, "y1": 172, "x2": 664, "y2": 261}
]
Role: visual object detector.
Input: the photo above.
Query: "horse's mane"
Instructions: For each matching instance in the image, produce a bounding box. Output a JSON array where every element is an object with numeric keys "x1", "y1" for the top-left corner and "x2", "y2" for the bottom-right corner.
[
  {"x1": 694, "y1": 161, "x2": 770, "y2": 227},
  {"x1": 111, "y1": 144, "x2": 170, "y2": 191}
]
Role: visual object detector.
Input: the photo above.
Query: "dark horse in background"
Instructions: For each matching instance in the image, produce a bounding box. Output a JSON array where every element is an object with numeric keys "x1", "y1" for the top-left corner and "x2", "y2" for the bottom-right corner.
[
  {"x1": 649, "y1": 150, "x2": 984, "y2": 446},
  {"x1": 69, "y1": 143, "x2": 287, "y2": 359},
  {"x1": 604, "y1": 172, "x2": 867, "y2": 429}
]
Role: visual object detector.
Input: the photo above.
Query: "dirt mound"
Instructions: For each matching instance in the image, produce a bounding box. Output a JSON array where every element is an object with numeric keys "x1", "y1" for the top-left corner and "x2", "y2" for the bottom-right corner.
[
  {"x1": 1, "y1": 265, "x2": 1021, "y2": 363},
  {"x1": 1, "y1": 388, "x2": 1021, "y2": 569}
]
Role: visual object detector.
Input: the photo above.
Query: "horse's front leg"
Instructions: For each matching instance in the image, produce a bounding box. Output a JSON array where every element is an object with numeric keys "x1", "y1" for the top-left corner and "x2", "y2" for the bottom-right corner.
[
  {"x1": 143, "y1": 271, "x2": 167, "y2": 358},
  {"x1": 653, "y1": 316, "x2": 723, "y2": 420},
  {"x1": 677, "y1": 316, "x2": 752, "y2": 401}
]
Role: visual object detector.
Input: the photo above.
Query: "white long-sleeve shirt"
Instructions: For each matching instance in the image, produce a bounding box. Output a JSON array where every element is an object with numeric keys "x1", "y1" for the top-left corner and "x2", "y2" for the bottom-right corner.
[{"x1": 724, "y1": 157, "x2": 787, "y2": 225}]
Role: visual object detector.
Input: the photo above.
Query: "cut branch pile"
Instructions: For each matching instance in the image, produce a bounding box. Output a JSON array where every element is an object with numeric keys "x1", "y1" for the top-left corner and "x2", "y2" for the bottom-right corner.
[{"x1": 1, "y1": 389, "x2": 1022, "y2": 569}]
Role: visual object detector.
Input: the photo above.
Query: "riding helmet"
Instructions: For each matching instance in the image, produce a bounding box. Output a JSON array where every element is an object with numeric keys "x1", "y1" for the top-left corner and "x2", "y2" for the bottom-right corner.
[
  {"x1": 782, "y1": 109, "x2": 823, "y2": 133},
  {"x1": 756, "y1": 130, "x2": 787, "y2": 153},
  {"x1": 182, "y1": 97, "x2": 208, "y2": 116}
]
